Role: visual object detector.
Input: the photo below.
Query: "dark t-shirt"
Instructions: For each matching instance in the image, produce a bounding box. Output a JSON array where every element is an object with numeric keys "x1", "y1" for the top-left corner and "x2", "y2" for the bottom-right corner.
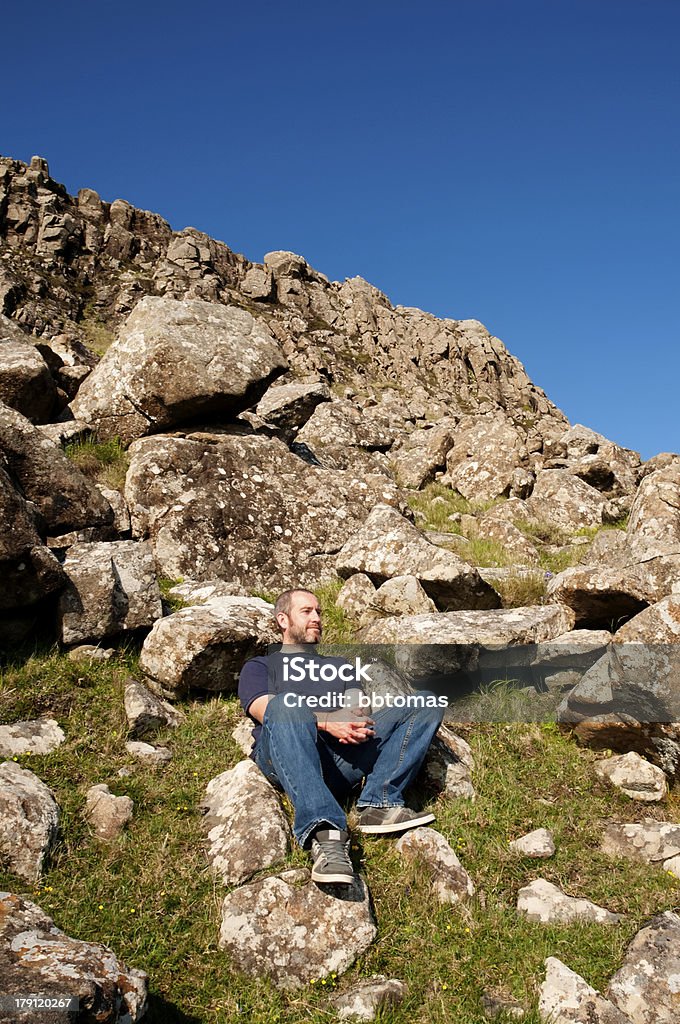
[{"x1": 238, "y1": 648, "x2": 365, "y2": 747}]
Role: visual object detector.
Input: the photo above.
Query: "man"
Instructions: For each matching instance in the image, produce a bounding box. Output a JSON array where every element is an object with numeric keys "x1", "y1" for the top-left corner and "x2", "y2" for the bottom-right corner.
[{"x1": 238, "y1": 588, "x2": 445, "y2": 885}]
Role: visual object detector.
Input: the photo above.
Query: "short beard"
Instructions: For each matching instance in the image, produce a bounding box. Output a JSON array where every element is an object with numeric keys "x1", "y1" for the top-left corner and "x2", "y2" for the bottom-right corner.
[{"x1": 286, "y1": 624, "x2": 321, "y2": 644}]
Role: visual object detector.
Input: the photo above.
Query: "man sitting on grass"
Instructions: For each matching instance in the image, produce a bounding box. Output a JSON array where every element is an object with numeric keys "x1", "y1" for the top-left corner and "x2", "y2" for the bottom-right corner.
[{"x1": 238, "y1": 588, "x2": 445, "y2": 885}]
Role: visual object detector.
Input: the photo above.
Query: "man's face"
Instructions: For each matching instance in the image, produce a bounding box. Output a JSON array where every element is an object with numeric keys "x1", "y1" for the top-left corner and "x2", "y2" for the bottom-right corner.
[{"x1": 279, "y1": 591, "x2": 322, "y2": 644}]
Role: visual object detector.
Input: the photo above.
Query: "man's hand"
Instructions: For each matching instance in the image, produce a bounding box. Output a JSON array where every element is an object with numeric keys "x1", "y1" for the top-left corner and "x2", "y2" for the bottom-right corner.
[{"x1": 319, "y1": 710, "x2": 375, "y2": 745}]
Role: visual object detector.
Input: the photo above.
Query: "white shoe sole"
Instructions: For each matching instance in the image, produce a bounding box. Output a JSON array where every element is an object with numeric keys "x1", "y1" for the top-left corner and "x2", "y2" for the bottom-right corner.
[
  {"x1": 311, "y1": 869, "x2": 355, "y2": 884},
  {"x1": 357, "y1": 811, "x2": 436, "y2": 834}
]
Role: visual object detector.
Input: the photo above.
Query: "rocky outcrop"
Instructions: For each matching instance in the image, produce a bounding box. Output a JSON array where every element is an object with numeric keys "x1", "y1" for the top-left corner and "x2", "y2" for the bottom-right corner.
[
  {"x1": 441, "y1": 412, "x2": 528, "y2": 501},
  {"x1": 336, "y1": 504, "x2": 500, "y2": 611},
  {"x1": 125, "y1": 433, "x2": 401, "y2": 590},
  {"x1": 0, "y1": 761, "x2": 60, "y2": 881},
  {"x1": 0, "y1": 891, "x2": 148, "y2": 1024},
  {"x1": 606, "y1": 911, "x2": 680, "y2": 1022},
  {"x1": 218, "y1": 868, "x2": 377, "y2": 989},
  {"x1": 201, "y1": 759, "x2": 290, "y2": 885},
  {"x1": 71, "y1": 296, "x2": 288, "y2": 442}
]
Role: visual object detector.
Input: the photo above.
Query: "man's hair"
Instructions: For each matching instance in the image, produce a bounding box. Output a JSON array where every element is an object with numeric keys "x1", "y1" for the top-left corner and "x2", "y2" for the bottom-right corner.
[{"x1": 274, "y1": 589, "x2": 318, "y2": 633}]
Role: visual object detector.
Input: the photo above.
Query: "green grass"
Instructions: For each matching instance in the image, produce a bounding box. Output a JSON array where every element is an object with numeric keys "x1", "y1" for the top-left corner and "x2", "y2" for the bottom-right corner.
[
  {"x1": 64, "y1": 436, "x2": 129, "y2": 491},
  {"x1": 2, "y1": 650, "x2": 679, "y2": 1023},
  {"x1": 158, "y1": 578, "x2": 187, "y2": 614},
  {"x1": 79, "y1": 302, "x2": 115, "y2": 356},
  {"x1": 491, "y1": 571, "x2": 548, "y2": 608},
  {"x1": 407, "y1": 484, "x2": 500, "y2": 533}
]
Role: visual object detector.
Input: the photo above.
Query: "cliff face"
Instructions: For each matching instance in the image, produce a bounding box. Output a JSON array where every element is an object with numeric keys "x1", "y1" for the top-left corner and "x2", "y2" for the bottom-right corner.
[{"x1": 0, "y1": 154, "x2": 567, "y2": 446}]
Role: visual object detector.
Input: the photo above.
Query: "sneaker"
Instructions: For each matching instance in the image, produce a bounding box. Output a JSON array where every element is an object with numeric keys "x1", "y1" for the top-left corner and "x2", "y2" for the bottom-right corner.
[
  {"x1": 356, "y1": 806, "x2": 435, "y2": 835},
  {"x1": 310, "y1": 828, "x2": 355, "y2": 884}
]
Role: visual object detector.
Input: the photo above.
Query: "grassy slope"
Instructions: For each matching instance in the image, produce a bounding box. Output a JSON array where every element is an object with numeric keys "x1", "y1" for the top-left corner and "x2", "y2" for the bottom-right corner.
[{"x1": 2, "y1": 647, "x2": 679, "y2": 1024}]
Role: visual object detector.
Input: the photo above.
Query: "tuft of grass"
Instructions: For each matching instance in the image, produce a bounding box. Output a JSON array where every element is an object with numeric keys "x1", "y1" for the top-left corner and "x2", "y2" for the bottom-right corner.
[
  {"x1": 408, "y1": 484, "x2": 500, "y2": 533},
  {"x1": 538, "y1": 545, "x2": 588, "y2": 575},
  {"x1": 492, "y1": 571, "x2": 548, "y2": 608},
  {"x1": 513, "y1": 518, "x2": 570, "y2": 547},
  {"x1": 315, "y1": 579, "x2": 355, "y2": 644},
  {"x1": 464, "y1": 538, "x2": 515, "y2": 569},
  {"x1": 158, "y1": 578, "x2": 187, "y2": 614},
  {"x1": 64, "y1": 436, "x2": 129, "y2": 491},
  {"x1": 1, "y1": 649, "x2": 680, "y2": 1023},
  {"x1": 79, "y1": 302, "x2": 115, "y2": 356}
]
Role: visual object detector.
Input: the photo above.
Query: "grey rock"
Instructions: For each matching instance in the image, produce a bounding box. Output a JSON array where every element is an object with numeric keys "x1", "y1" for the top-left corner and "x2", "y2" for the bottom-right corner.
[
  {"x1": 123, "y1": 678, "x2": 184, "y2": 738},
  {"x1": 392, "y1": 420, "x2": 457, "y2": 489},
  {"x1": 296, "y1": 398, "x2": 399, "y2": 451},
  {"x1": 0, "y1": 400, "x2": 113, "y2": 536},
  {"x1": 395, "y1": 827, "x2": 474, "y2": 903},
  {"x1": 601, "y1": 821, "x2": 680, "y2": 866},
  {"x1": 57, "y1": 540, "x2": 162, "y2": 644},
  {"x1": 201, "y1": 759, "x2": 290, "y2": 885},
  {"x1": 167, "y1": 579, "x2": 249, "y2": 605},
  {"x1": 336, "y1": 504, "x2": 500, "y2": 612},
  {"x1": 332, "y1": 975, "x2": 408, "y2": 1020},
  {"x1": 526, "y1": 470, "x2": 607, "y2": 532},
  {"x1": 441, "y1": 412, "x2": 527, "y2": 502},
  {"x1": 517, "y1": 879, "x2": 621, "y2": 925},
  {"x1": 67, "y1": 644, "x2": 115, "y2": 662},
  {"x1": 509, "y1": 828, "x2": 556, "y2": 858},
  {"x1": 124, "y1": 740, "x2": 172, "y2": 764},
  {"x1": 125, "y1": 432, "x2": 401, "y2": 591},
  {"x1": 595, "y1": 752, "x2": 668, "y2": 802},
  {"x1": 539, "y1": 957, "x2": 632, "y2": 1024},
  {"x1": 481, "y1": 989, "x2": 526, "y2": 1019},
  {"x1": 421, "y1": 725, "x2": 476, "y2": 800},
  {"x1": 372, "y1": 575, "x2": 437, "y2": 617},
  {"x1": 231, "y1": 718, "x2": 255, "y2": 756},
  {"x1": 71, "y1": 296, "x2": 288, "y2": 442},
  {"x1": 0, "y1": 313, "x2": 56, "y2": 421},
  {"x1": 0, "y1": 891, "x2": 148, "y2": 1023},
  {"x1": 614, "y1": 595, "x2": 680, "y2": 642},
  {"x1": 335, "y1": 574, "x2": 379, "y2": 627},
  {"x1": 85, "y1": 784, "x2": 133, "y2": 840},
  {"x1": 139, "y1": 596, "x2": 277, "y2": 698},
  {"x1": 0, "y1": 761, "x2": 60, "y2": 882},
  {"x1": 606, "y1": 911, "x2": 680, "y2": 1022},
  {"x1": 218, "y1": 869, "x2": 377, "y2": 989},
  {"x1": 0, "y1": 718, "x2": 65, "y2": 757},
  {"x1": 255, "y1": 379, "x2": 330, "y2": 442}
]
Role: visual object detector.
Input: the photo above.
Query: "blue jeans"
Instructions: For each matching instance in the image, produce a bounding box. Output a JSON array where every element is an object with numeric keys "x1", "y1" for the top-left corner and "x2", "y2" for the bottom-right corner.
[{"x1": 252, "y1": 691, "x2": 445, "y2": 848}]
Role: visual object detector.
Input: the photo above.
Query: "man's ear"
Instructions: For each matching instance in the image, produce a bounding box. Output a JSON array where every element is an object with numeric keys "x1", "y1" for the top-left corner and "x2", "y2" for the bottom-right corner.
[{"x1": 276, "y1": 611, "x2": 288, "y2": 632}]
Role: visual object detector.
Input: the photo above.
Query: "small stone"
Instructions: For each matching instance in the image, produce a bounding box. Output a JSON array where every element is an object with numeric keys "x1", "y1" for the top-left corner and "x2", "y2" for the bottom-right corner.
[
  {"x1": 124, "y1": 741, "x2": 172, "y2": 764},
  {"x1": 517, "y1": 879, "x2": 621, "y2": 925},
  {"x1": 124, "y1": 678, "x2": 183, "y2": 738},
  {"x1": 595, "y1": 751, "x2": 668, "y2": 802},
  {"x1": 85, "y1": 784, "x2": 133, "y2": 840},
  {"x1": 481, "y1": 989, "x2": 526, "y2": 1019},
  {"x1": 67, "y1": 644, "x2": 115, "y2": 662},
  {"x1": 0, "y1": 718, "x2": 65, "y2": 757},
  {"x1": 509, "y1": 828, "x2": 556, "y2": 859},
  {"x1": 332, "y1": 975, "x2": 408, "y2": 1021},
  {"x1": 601, "y1": 821, "x2": 680, "y2": 866},
  {"x1": 231, "y1": 718, "x2": 255, "y2": 756},
  {"x1": 395, "y1": 827, "x2": 474, "y2": 904},
  {"x1": 539, "y1": 957, "x2": 631, "y2": 1023}
]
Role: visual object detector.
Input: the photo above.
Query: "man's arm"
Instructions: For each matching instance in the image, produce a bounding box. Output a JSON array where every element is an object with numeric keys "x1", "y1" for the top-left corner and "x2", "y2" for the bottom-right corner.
[{"x1": 247, "y1": 692, "x2": 374, "y2": 745}]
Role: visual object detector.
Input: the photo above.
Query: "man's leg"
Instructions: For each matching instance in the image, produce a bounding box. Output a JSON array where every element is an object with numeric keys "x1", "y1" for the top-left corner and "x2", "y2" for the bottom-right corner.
[
  {"x1": 253, "y1": 693, "x2": 348, "y2": 849},
  {"x1": 352, "y1": 692, "x2": 445, "y2": 829}
]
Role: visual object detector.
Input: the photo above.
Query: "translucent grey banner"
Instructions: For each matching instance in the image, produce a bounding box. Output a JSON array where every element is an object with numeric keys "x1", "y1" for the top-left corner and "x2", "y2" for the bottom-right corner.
[{"x1": 265, "y1": 642, "x2": 680, "y2": 724}]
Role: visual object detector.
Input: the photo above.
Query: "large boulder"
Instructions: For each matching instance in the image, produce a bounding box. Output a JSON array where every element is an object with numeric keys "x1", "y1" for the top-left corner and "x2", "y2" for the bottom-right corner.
[
  {"x1": 218, "y1": 868, "x2": 376, "y2": 989},
  {"x1": 0, "y1": 464, "x2": 65, "y2": 613},
  {"x1": 70, "y1": 296, "x2": 288, "y2": 442},
  {"x1": 526, "y1": 469, "x2": 607, "y2": 532},
  {"x1": 0, "y1": 401, "x2": 113, "y2": 537},
  {"x1": 0, "y1": 314, "x2": 56, "y2": 422},
  {"x1": 614, "y1": 595, "x2": 680, "y2": 642},
  {"x1": 201, "y1": 759, "x2": 290, "y2": 885},
  {"x1": 391, "y1": 420, "x2": 457, "y2": 489},
  {"x1": 0, "y1": 891, "x2": 148, "y2": 1023},
  {"x1": 57, "y1": 540, "x2": 162, "y2": 644},
  {"x1": 255, "y1": 379, "x2": 330, "y2": 442},
  {"x1": 125, "y1": 433, "x2": 401, "y2": 590},
  {"x1": 295, "y1": 398, "x2": 399, "y2": 451},
  {"x1": 335, "y1": 504, "x2": 500, "y2": 611},
  {"x1": 441, "y1": 412, "x2": 527, "y2": 502},
  {"x1": 606, "y1": 911, "x2": 680, "y2": 1022},
  {"x1": 0, "y1": 762, "x2": 60, "y2": 882},
  {"x1": 549, "y1": 424, "x2": 641, "y2": 497},
  {"x1": 626, "y1": 462, "x2": 680, "y2": 561},
  {"x1": 139, "y1": 596, "x2": 277, "y2": 697}
]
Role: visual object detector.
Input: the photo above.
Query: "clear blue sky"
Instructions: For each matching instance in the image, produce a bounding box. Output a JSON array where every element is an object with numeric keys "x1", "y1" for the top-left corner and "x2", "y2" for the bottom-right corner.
[{"x1": 3, "y1": 0, "x2": 678, "y2": 459}]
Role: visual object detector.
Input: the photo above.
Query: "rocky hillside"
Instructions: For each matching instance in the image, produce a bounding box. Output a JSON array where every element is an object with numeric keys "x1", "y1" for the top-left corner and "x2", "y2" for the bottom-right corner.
[{"x1": 2, "y1": 155, "x2": 680, "y2": 1023}]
